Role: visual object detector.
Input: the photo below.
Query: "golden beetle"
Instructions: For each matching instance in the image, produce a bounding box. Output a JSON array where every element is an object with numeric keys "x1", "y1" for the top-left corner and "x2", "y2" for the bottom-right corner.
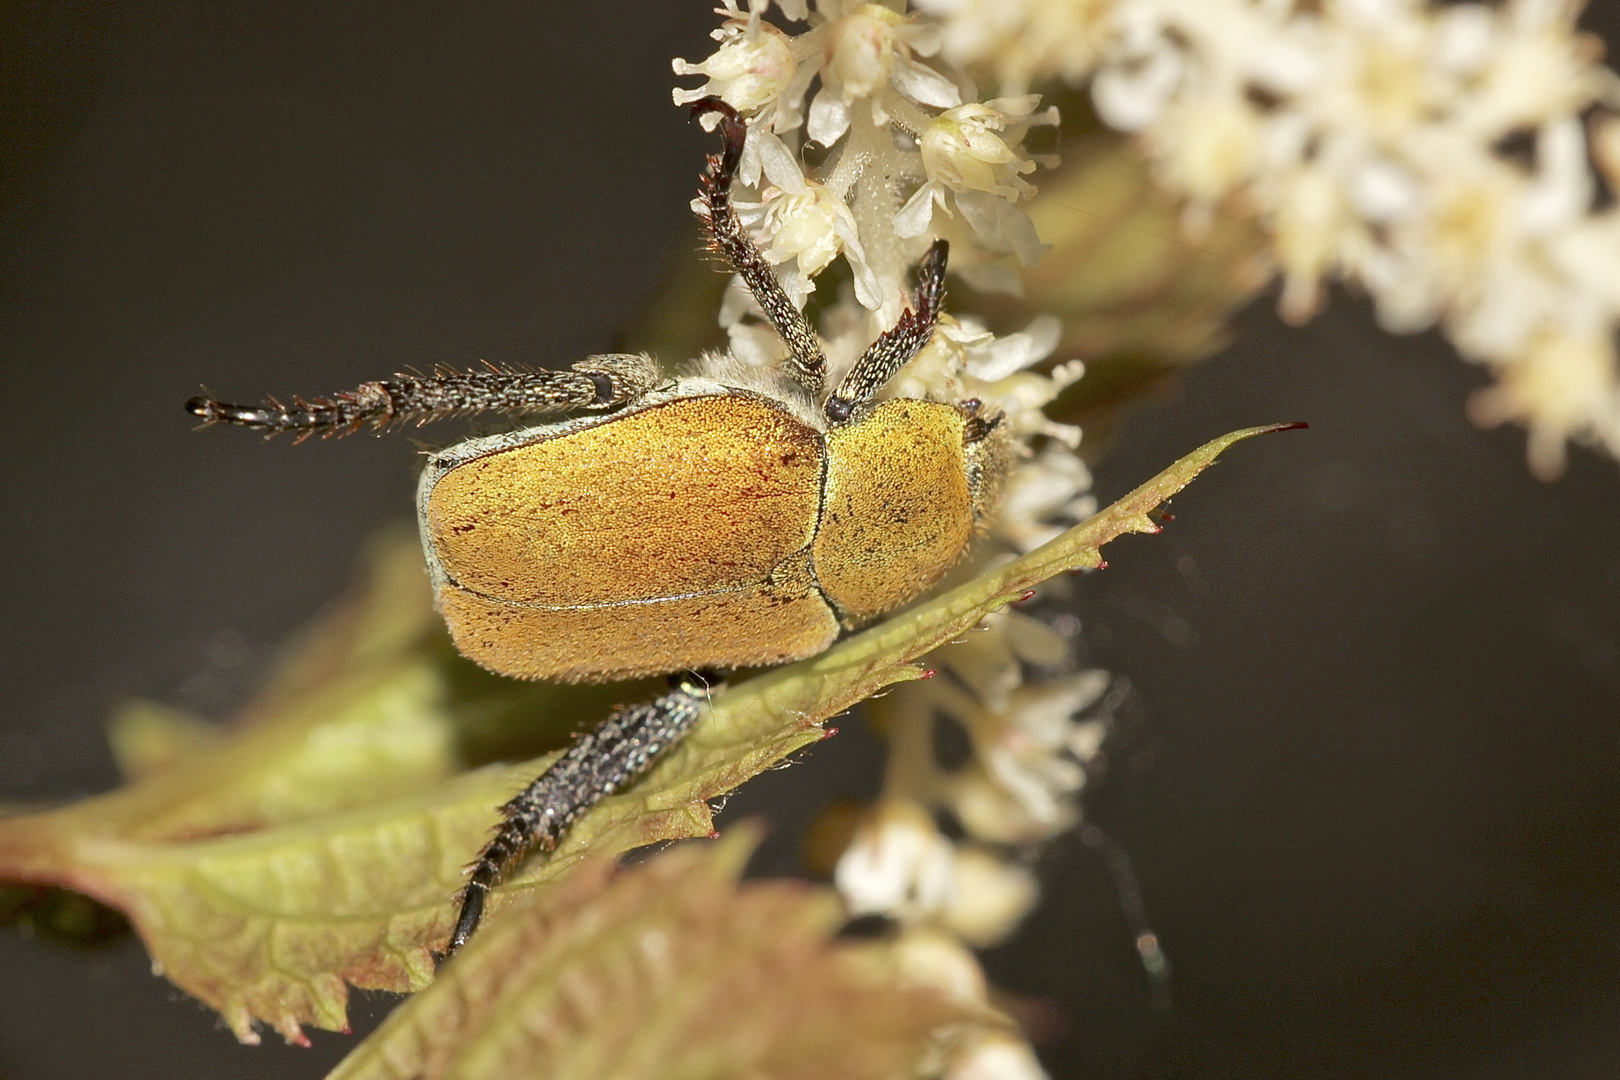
[
  {"x1": 421, "y1": 375, "x2": 1006, "y2": 682},
  {"x1": 187, "y1": 99, "x2": 1010, "y2": 952}
]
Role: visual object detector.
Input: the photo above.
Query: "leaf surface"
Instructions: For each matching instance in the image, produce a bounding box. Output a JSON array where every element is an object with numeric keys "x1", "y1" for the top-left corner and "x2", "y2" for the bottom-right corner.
[{"x1": 327, "y1": 829, "x2": 977, "y2": 1080}]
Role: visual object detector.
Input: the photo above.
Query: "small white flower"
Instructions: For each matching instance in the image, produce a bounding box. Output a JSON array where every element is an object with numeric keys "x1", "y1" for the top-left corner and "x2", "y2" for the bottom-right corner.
[
  {"x1": 921, "y1": 100, "x2": 1041, "y2": 201},
  {"x1": 673, "y1": 3, "x2": 802, "y2": 117},
  {"x1": 994, "y1": 447, "x2": 1097, "y2": 553},
  {"x1": 1092, "y1": 11, "x2": 1182, "y2": 131},
  {"x1": 891, "y1": 314, "x2": 1079, "y2": 448},
  {"x1": 948, "y1": 672, "x2": 1110, "y2": 842},
  {"x1": 835, "y1": 799, "x2": 957, "y2": 921},
  {"x1": 1151, "y1": 98, "x2": 1261, "y2": 206},
  {"x1": 918, "y1": 0, "x2": 1116, "y2": 94},
  {"x1": 948, "y1": 1032, "x2": 1051, "y2": 1080},
  {"x1": 941, "y1": 846, "x2": 1040, "y2": 946},
  {"x1": 970, "y1": 315, "x2": 1063, "y2": 382},
  {"x1": 823, "y1": 4, "x2": 908, "y2": 103},
  {"x1": 900, "y1": 98, "x2": 1053, "y2": 251},
  {"x1": 888, "y1": 927, "x2": 990, "y2": 1006},
  {"x1": 751, "y1": 180, "x2": 883, "y2": 308},
  {"x1": 1469, "y1": 326, "x2": 1620, "y2": 479}
]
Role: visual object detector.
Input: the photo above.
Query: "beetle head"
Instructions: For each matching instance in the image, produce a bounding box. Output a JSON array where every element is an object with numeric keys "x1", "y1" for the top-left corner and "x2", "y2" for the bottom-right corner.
[{"x1": 960, "y1": 399, "x2": 1011, "y2": 534}]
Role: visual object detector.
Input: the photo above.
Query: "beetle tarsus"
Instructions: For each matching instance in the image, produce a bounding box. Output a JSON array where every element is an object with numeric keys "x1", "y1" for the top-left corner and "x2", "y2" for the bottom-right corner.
[
  {"x1": 447, "y1": 872, "x2": 490, "y2": 954},
  {"x1": 440, "y1": 671, "x2": 720, "y2": 958}
]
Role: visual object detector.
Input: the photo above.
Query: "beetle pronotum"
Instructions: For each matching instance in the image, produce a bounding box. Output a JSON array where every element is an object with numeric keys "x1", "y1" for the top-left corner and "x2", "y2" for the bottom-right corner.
[{"x1": 189, "y1": 99, "x2": 1012, "y2": 954}]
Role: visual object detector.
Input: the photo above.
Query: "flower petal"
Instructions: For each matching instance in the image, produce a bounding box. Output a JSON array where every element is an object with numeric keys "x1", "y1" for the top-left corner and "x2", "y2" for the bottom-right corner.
[
  {"x1": 893, "y1": 180, "x2": 941, "y2": 238},
  {"x1": 955, "y1": 189, "x2": 1046, "y2": 265},
  {"x1": 751, "y1": 129, "x2": 809, "y2": 194},
  {"x1": 807, "y1": 87, "x2": 852, "y2": 147},
  {"x1": 893, "y1": 55, "x2": 962, "y2": 108}
]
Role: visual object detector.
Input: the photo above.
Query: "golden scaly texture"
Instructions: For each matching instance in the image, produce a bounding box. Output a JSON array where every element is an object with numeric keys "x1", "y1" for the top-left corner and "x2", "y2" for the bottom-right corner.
[
  {"x1": 438, "y1": 567, "x2": 840, "y2": 682},
  {"x1": 427, "y1": 394, "x2": 824, "y2": 606},
  {"x1": 815, "y1": 400, "x2": 973, "y2": 626}
]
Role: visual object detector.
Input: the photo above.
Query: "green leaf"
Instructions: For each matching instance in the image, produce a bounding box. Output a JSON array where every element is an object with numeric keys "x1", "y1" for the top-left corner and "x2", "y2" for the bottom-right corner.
[
  {"x1": 0, "y1": 427, "x2": 1289, "y2": 1043},
  {"x1": 326, "y1": 828, "x2": 978, "y2": 1080},
  {"x1": 105, "y1": 700, "x2": 221, "y2": 783}
]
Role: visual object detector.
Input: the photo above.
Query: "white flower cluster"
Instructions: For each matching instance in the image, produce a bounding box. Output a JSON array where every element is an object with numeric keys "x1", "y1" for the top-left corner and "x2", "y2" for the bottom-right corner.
[
  {"x1": 824, "y1": 306, "x2": 1112, "y2": 954},
  {"x1": 838, "y1": 614, "x2": 1116, "y2": 946},
  {"x1": 926, "y1": 0, "x2": 1620, "y2": 478},
  {"x1": 676, "y1": 7, "x2": 1112, "y2": 1064},
  {"x1": 675, "y1": 0, "x2": 1059, "y2": 327},
  {"x1": 719, "y1": 279, "x2": 1107, "y2": 953}
]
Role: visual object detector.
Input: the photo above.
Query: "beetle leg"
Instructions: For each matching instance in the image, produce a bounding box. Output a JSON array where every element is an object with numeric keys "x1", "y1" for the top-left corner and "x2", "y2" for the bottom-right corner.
[
  {"x1": 823, "y1": 239, "x2": 949, "y2": 424},
  {"x1": 689, "y1": 97, "x2": 828, "y2": 397},
  {"x1": 443, "y1": 670, "x2": 721, "y2": 957},
  {"x1": 185, "y1": 353, "x2": 660, "y2": 441}
]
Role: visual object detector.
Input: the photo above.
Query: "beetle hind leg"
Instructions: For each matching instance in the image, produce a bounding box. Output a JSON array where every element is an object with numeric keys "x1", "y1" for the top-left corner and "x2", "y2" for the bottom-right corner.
[
  {"x1": 443, "y1": 670, "x2": 721, "y2": 957},
  {"x1": 186, "y1": 353, "x2": 660, "y2": 440}
]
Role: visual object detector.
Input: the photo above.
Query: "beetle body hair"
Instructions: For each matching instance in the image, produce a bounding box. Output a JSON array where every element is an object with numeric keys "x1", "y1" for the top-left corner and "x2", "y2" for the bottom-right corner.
[{"x1": 692, "y1": 349, "x2": 826, "y2": 432}]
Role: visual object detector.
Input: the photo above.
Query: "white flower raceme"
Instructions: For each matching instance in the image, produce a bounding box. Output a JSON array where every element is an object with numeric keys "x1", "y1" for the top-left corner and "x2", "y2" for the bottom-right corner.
[
  {"x1": 678, "y1": 16, "x2": 1100, "y2": 1059},
  {"x1": 923, "y1": 0, "x2": 1620, "y2": 477},
  {"x1": 709, "y1": 241, "x2": 1102, "y2": 952},
  {"x1": 675, "y1": 0, "x2": 1055, "y2": 326}
]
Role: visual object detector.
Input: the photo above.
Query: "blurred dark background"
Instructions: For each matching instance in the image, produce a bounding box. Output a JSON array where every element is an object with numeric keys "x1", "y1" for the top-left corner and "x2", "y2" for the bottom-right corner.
[{"x1": 3, "y1": 3, "x2": 1619, "y2": 1077}]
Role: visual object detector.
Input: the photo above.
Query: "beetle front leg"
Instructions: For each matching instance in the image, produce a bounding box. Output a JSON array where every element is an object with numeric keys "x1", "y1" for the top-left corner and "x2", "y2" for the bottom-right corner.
[
  {"x1": 824, "y1": 239, "x2": 949, "y2": 423},
  {"x1": 444, "y1": 670, "x2": 721, "y2": 957},
  {"x1": 186, "y1": 353, "x2": 660, "y2": 441},
  {"x1": 689, "y1": 97, "x2": 828, "y2": 397}
]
